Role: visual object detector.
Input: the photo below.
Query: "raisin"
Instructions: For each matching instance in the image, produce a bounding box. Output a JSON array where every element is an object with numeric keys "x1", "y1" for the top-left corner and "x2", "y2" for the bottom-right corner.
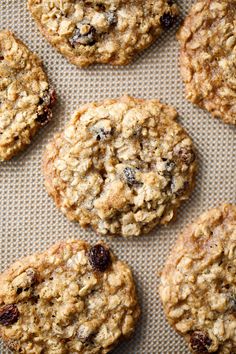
[
  {"x1": 176, "y1": 148, "x2": 195, "y2": 164},
  {"x1": 190, "y1": 331, "x2": 212, "y2": 353},
  {"x1": 89, "y1": 244, "x2": 111, "y2": 272},
  {"x1": 106, "y1": 11, "x2": 117, "y2": 26},
  {"x1": 123, "y1": 167, "x2": 137, "y2": 186},
  {"x1": 36, "y1": 89, "x2": 56, "y2": 126},
  {"x1": 0, "y1": 304, "x2": 19, "y2": 326},
  {"x1": 69, "y1": 23, "x2": 96, "y2": 47},
  {"x1": 0, "y1": 56, "x2": 4, "y2": 60},
  {"x1": 31, "y1": 295, "x2": 39, "y2": 304},
  {"x1": 96, "y1": 3, "x2": 106, "y2": 11},
  {"x1": 167, "y1": 0, "x2": 174, "y2": 5},
  {"x1": 35, "y1": 111, "x2": 52, "y2": 125},
  {"x1": 16, "y1": 288, "x2": 23, "y2": 295},
  {"x1": 160, "y1": 12, "x2": 176, "y2": 29}
]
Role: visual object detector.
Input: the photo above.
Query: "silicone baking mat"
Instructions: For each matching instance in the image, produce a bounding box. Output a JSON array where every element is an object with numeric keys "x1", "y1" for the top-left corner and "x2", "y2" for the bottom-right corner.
[{"x1": 0, "y1": 1, "x2": 236, "y2": 353}]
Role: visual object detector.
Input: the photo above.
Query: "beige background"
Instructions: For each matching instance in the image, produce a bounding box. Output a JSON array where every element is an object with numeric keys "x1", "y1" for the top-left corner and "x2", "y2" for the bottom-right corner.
[{"x1": 0, "y1": 1, "x2": 236, "y2": 353}]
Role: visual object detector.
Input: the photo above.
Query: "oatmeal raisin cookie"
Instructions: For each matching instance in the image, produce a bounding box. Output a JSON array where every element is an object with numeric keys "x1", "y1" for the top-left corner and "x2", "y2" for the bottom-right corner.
[
  {"x1": 28, "y1": 0, "x2": 179, "y2": 67},
  {"x1": 160, "y1": 204, "x2": 236, "y2": 353},
  {"x1": 0, "y1": 239, "x2": 140, "y2": 353},
  {"x1": 0, "y1": 30, "x2": 55, "y2": 161},
  {"x1": 43, "y1": 96, "x2": 196, "y2": 237},
  {"x1": 177, "y1": 0, "x2": 236, "y2": 125}
]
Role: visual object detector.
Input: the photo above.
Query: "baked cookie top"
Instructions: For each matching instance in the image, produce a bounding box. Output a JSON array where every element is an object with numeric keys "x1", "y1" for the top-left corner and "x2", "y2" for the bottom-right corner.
[
  {"x1": 43, "y1": 96, "x2": 196, "y2": 237},
  {"x1": 0, "y1": 30, "x2": 55, "y2": 161},
  {"x1": 0, "y1": 239, "x2": 140, "y2": 353},
  {"x1": 28, "y1": 0, "x2": 179, "y2": 67},
  {"x1": 177, "y1": 0, "x2": 236, "y2": 125},
  {"x1": 160, "y1": 204, "x2": 236, "y2": 354}
]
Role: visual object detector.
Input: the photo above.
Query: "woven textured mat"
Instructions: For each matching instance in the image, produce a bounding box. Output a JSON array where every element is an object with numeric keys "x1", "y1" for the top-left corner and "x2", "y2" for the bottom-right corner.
[{"x1": 0, "y1": 1, "x2": 236, "y2": 353}]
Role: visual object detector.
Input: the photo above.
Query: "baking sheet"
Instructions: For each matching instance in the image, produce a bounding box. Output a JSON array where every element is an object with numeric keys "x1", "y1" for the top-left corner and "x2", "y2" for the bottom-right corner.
[{"x1": 0, "y1": 1, "x2": 236, "y2": 353}]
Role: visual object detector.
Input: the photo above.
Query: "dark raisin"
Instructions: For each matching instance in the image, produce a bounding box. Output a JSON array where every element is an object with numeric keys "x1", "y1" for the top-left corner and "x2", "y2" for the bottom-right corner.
[
  {"x1": 0, "y1": 304, "x2": 19, "y2": 326},
  {"x1": 190, "y1": 331, "x2": 212, "y2": 353},
  {"x1": 167, "y1": 0, "x2": 174, "y2": 5},
  {"x1": 0, "y1": 56, "x2": 4, "y2": 60},
  {"x1": 38, "y1": 97, "x2": 44, "y2": 105},
  {"x1": 16, "y1": 288, "x2": 23, "y2": 295},
  {"x1": 36, "y1": 110, "x2": 52, "y2": 125},
  {"x1": 36, "y1": 89, "x2": 56, "y2": 126},
  {"x1": 123, "y1": 167, "x2": 137, "y2": 186},
  {"x1": 69, "y1": 24, "x2": 96, "y2": 47},
  {"x1": 96, "y1": 3, "x2": 106, "y2": 11},
  {"x1": 89, "y1": 244, "x2": 111, "y2": 272},
  {"x1": 31, "y1": 295, "x2": 39, "y2": 304},
  {"x1": 106, "y1": 11, "x2": 117, "y2": 26},
  {"x1": 160, "y1": 12, "x2": 176, "y2": 29},
  {"x1": 176, "y1": 148, "x2": 195, "y2": 164}
]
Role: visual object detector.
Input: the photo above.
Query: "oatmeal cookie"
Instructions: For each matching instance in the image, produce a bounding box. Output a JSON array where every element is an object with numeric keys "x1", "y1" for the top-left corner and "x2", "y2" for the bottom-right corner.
[
  {"x1": 0, "y1": 239, "x2": 140, "y2": 353},
  {"x1": 177, "y1": 0, "x2": 236, "y2": 125},
  {"x1": 160, "y1": 204, "x2": 236, "y2": 354},
  {"x1": 28, "y1": 0, "x2": 179, "y2": 67},
  {"x1": 43, "y1": 96, "x2": 196, "y2": 237},
  {"x1": 0, "y1": 30, "x2": 56, "y2": 161}
]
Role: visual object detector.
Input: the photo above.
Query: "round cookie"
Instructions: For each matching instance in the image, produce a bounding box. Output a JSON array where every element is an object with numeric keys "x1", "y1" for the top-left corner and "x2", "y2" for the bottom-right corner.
[
  {"x1": 43, "y1": 96, "x2": 196, "y2": 237},
  {"x1": 0, "y1": 239, "x2": 140, "y2": 353},
  {"x1": 28, "y1": 0, "x2": 179, "y2": 67},
  {"x1": 160, "y1": 204, "x2": 236, "y2": 354},
  {"x1": 177, "y1": 0, "x2": 236, "y2": 125},
  {"x1": 0, "y1": 30, "x2": 56, "y2": 161}
]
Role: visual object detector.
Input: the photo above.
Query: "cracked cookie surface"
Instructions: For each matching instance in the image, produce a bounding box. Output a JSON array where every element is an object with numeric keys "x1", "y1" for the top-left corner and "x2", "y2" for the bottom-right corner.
[
  {"x1": 43, "y1": 96, "x2": 196, "y2": 237},
  {"x1": 0, "y1": 30, "x2": 55, "y2": 161},
  {"x1": 160, "y1": 204, "x2": 236, "y2": 354},
  {"x1": 28, "y1": 0, "x2": 179, "y2": 67},
  {"x1": 177, "y1": 0, "x2": 236, "y2": 125},
  {"x1": 0, "y1": 239, "x2": 140, "y2": 353}
]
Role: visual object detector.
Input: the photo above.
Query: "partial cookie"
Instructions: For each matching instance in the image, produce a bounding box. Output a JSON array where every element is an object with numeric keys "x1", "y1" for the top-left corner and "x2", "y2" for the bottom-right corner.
[
  {"x1": 43, "y1": 96, "x2": 196, "y2": 237},
  {"x1": 160, "y1": 204, "x2": 236, "y2": 353},
  {"x1": 177, "y1": 0, "x2": 236, "y2": 125},
  {"x1": 0, "y1": 30, "x2": 56, "y2": 161},
  {"x1": 28, "y1": 0, "x2": 179, "y2": 67},
  {"x1": 0, "y1": 239, "x2": 140, "y2": 353}
]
